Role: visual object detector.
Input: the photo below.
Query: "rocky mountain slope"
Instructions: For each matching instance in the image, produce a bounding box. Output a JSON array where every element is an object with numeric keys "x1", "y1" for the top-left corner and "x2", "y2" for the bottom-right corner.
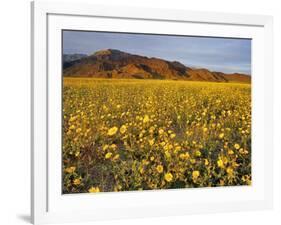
[{"x1": 63, "y1": 49, "x2": 250, "y2": 83}]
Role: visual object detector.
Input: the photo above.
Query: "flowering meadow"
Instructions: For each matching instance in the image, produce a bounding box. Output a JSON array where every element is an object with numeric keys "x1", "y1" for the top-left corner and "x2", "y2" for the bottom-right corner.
[{"x1": 62, "y1": 78, "x2": 251, "y2": 194}]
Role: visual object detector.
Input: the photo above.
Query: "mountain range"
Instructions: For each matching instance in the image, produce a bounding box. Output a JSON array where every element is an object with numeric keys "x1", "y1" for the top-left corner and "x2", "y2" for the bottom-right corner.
[{"x1": 63, "y1": 49, "x2": 250, "y2": 83}]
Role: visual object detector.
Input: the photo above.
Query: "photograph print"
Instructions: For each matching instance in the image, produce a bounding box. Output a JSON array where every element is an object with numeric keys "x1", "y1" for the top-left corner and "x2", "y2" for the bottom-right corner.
[{"x1": 62, "y1": 30, "x2": 251, "y2": 194}]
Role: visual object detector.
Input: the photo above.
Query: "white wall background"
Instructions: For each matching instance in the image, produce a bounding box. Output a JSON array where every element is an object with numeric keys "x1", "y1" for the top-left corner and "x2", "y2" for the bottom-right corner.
[{"x1": 0, "y1": 0, "x2": 280, "y2": 224}]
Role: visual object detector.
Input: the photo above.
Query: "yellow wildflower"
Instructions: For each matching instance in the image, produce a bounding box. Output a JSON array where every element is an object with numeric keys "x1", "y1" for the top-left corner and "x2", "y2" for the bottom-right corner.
[
  {"x1": 228, "y1": 149, "x2": 234, "y2": 155},
  {"x1": 234, "y1": 143, "x2": 240, "y2": 150},
  {"x1": 75, "y1": 151, "x2": 80, "y2": 157},
  {"x1": 204, "y1": 159, "x2": 209, "y2": 166},
  {"x1": 217, "y1": 158, "x2": 224, "y2": 168},
  {"x1": 242, "y1": 175, "x2": 251, "y2": 185},
  {"x1": 143, "y1": 115, "x2": 150, "y2": 123},
  {"x1": 120, "y1": 125, "x2": 127, "y2": 134},
  {"x1": 110, "y1": 144, "x2": 117, "y2": 149},
  {"x1": 65, "y1": 166, "x2": 76, "y2": 174},
  {"x1": 226, "y1": 167, "x2": 234, "y2": 176},
  {"x1": 107, "y1": 126, "x2": 118, "y2": 136},
  {"x1": 156, "y1": 165, "x2": 163, "y2": 173},
  {"x1": 76, "y1": 128, "x2": 82, "y2": 133},
  {"x1": 179, "y1": 152, "x2": 190, "y2": 160},
  {"x1": 192, "y1": 170, "x2": 200, "y2": 180},
  {"x1": 102, "y1": 144, "x2": 109, "y2": 151},
  {"x1": 88, "y1": 186, "x2": 100, "y2": 193},
  {"x1": 69, "y1": 116, "x2": 76, "y2": 122},
  {"x1": 105, "y1": 152, "x2": 112, "y2": 159},
  {"x1": 69, "y1": 125, "x2": 75, "y2": 130},
  {"x1": 165, "y1": 151, "x2": 171, "y2": 159},
  {"x1": 174, "y1": 146, "x2": 181, "y2": 153},
  {"x1": 73, "y1": 178, "x2": 81, "y2": 185},
  {"x1": 164, "y1": 172, "x2": 173, "y2": 182},
  {"x1": 113, "y1": 154, "x2": 120, "y2": 160},
  {"x1": 170, "y1": 133, "x2": 176, "y2": 139},
  {"x1": 149, "y1": 127, "x2": 155, "y2": 134},
  {"x1": 139, "y1": 167, "x2": 144, "y2": 174},
  {"x1": 148, "y1": 139, "x2": 155, "y2": 146},
  {"x1": 219, "y1": 133, "x2": 224, "y2": 139},
  {"x1": 195, "y1": 150, "x2": 201, "y2": 157}
]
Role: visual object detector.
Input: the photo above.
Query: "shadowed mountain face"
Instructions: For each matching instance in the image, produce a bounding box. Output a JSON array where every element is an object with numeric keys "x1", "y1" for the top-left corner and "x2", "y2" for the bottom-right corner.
[
  {"x1": 63, "y1": 49, "x2": 251, "y2": 83},
  {"x1": 63, "y1": 54, "x2": 88, "y2": 63}
]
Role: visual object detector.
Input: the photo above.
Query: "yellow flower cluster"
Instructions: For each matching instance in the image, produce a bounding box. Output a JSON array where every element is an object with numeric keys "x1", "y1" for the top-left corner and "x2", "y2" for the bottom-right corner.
[{"x1": 62, "y1": 78, "x2": 251, "y2": 193}]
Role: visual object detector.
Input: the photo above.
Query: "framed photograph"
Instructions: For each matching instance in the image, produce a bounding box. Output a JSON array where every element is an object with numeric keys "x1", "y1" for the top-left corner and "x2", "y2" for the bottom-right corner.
[{"x1": 31, "y1": 1, "x2": 273, "y2": 224}]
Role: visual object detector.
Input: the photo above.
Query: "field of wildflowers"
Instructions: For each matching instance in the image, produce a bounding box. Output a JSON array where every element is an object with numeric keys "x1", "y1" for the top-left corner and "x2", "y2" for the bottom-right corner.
[{"x1": 62, "y1": 78, "x2": 251, "y2": 194}]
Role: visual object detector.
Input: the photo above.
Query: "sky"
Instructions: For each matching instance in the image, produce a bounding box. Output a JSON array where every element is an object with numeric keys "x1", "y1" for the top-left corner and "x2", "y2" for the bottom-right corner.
[{"x1": 63, "y1": 30, "x2": 251, "y2": 75}]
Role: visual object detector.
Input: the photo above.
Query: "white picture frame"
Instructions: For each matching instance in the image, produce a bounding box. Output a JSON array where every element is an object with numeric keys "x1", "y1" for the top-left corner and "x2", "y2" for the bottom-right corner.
[{"x1": 31, "y1": 1, "x2": 274, "y2": 224}]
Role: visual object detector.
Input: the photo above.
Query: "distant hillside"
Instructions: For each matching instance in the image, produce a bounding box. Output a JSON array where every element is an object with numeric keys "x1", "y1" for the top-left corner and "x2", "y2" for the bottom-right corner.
[
  {"x1": 63, "y1": 49, "x2": 251, "y2": 83},
  {"x1": 63, "y1": 54, "x2": 88, "y2": 63}
]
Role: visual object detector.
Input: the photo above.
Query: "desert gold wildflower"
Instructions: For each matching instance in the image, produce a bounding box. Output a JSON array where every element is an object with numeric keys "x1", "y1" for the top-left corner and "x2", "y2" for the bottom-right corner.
[
  {"x1": 190, "y1": 159, "x2": 196, "y2": 164},
  {"x1": 217, "y1": 158, "x2": 224, "y2": 168},
  {"x1": 107, "y1": 126, "x2": 118, "y2": 136},
  {"x1": 113, "y1": 154, "x2": 120, "y2": 160},
  {"x1": 75, "y1": 151, "x2": 80, "y2": 157},
  {"x1": 158, "y1": 128, "x2": 164, "y2": 135},
  {"x1": 105, "y1": 152, "x2": 113, "y2": 159},
  {"x1": 156, "y1": 165, "x2": 163, "y2": 173},
  {"x1": 174, "y1": 146, "x2": 181, "y2": 153},
  {"x1": 164, "y1": 172, "x2": 173, "y2": 182},
  {"x1": 73, "y1": 178, "x2": 81, "y2": 185},
  {"x1": 69, "y1": 125, "x2": 75, "y2": 130},
  {"x1": 204, "y1": 159, "x2": 209, "y2": 166},
  {"x1": 69, "y1": 116, "x2": 76, "y2": 122},
  {"x1": 179, "y1": 152, "x2": 190, "y2": 160},
  {"x1": 192, "y1": 170, "x2": 200, "y2": 180},
  {"x1": 139, "y1": 167, "x2": 144, "y2": 174},
  {"x1": 234, "y1": 143, "x2": 240, "y2": 150},
  {"x1": 88, "y1": 186, "x2": 100, "y2": 193},
  {"x1": 120, "y1": 125, "x2": 127, "y2": 134},
  {"x1": 148, "y1": 139, "x2": 155, "y2": 146},
  {"x1": 170, "y1": 133, "x2": 176, "y2": 139},
  {"x1": 242, "y1": 175, "x2": 251, "y2": 185},
  {"x1": 219, "y1": 133, "x2": 224, "y2": 139},
  {"x1": 228, "y1": 149, "x2": 234, "y2": 155},
  {"x1": 110, "y1": 144, "x2": 117, "y2": 149},
  {"x1": 65, "y1": 166, "x2": 76, "y2": 174},
  {"x1": 165, "y1": 151, "x2": 171, "y2": 159},
  {"x1": 226, "y1": 167, "x2": 234, "y2": 176},
  {"x1": 149, "y1": 126, "x2": 155, "y2": 134},
  {"x1": 143, "y1": 115, "x2": 150, "y2": 123},
  {"x1": 102, "y1": 144, "x2": 109, "y2": 151}
]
